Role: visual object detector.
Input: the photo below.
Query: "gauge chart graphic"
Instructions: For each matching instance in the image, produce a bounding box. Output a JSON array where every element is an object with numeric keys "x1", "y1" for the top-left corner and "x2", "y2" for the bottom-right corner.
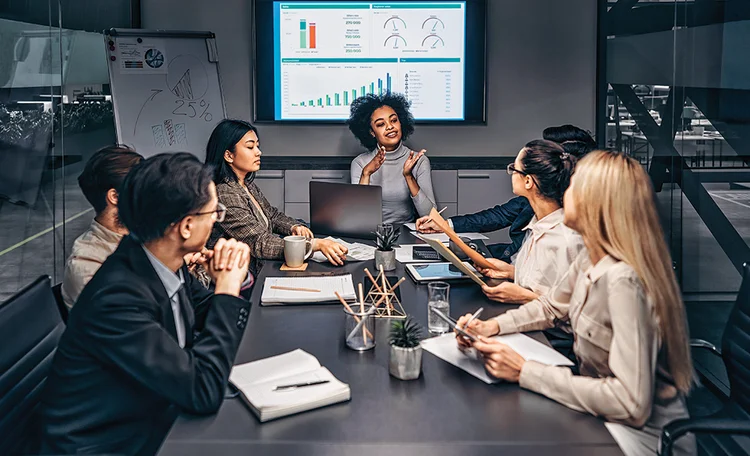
[
  {"x1": 384, "y1": 35, "x2": 408, "y2": 49},
  {"x1": 384, "y1": 16, "x2": 407, "y2": 31},
  {"x1": 421, "y1": 35, "x2": 445, "y2": 48},
  {"x1": 422, "y1": 17, "x2": 445, "y2": 32}
]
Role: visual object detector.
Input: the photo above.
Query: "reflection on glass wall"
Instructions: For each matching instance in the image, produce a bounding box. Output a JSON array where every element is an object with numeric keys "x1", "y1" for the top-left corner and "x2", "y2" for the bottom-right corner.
[
  {"x1": 0, "y1": 14, "x2": 116, "y2": 301},
  {"x1": 602, "y1": 0, "x2": 750, "y2": 396},
  {"x1": 603, "y1": 0, "x2": 750, "y2": 296}
]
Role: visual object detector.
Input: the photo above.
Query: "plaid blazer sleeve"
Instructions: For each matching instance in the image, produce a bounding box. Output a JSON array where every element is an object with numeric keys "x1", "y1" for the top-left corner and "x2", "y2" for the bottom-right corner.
[
  {"x1": 216, "y1": 183, "x2": 286, "y2": 261},
  {"x1": 248, "y1": 183, "x2": 298, "y2": 234}
]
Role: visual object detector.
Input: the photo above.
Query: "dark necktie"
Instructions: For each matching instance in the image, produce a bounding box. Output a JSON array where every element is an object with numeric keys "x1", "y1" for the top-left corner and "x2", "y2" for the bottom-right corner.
[{"x1": 176, "y1": 285, "x2": 195, "y2": 347}]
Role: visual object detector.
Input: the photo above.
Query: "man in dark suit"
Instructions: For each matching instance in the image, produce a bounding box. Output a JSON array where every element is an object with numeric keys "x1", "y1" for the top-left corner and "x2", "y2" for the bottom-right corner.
[{"x1": 39, "y1": 153, "x2": 253, "y2": 455}]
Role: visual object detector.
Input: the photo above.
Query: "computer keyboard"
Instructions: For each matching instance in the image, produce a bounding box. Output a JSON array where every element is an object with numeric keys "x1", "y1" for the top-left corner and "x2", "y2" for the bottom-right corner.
[{"x1": 413, "y1": 246, "x2": 441, "y2": 261}]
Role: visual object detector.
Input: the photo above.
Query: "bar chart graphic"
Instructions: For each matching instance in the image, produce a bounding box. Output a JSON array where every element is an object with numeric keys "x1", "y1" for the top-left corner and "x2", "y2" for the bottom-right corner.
[
  {"x1": 299, "y1": 19, "x2": 317, "y2": 49},
  {"x1": 293, "y1": 73, "x2": 392, "y2": 108}
]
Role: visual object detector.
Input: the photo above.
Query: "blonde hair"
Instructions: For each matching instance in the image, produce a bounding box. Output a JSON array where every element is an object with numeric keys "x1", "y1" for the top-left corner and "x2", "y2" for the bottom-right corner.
[{"x1": 570, "y1": 150, "x2": 693, "y2": 393}]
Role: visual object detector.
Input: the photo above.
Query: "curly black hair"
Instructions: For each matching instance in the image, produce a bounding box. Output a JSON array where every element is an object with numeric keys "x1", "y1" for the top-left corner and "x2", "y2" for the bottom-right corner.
[{"x1": 347, "y1": 92, "x2": 415, "y2": 150}]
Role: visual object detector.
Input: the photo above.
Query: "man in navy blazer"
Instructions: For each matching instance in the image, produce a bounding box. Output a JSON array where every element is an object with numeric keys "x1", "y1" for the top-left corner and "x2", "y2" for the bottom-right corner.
[
  {"x1": 450, "y1": 196, "x2": 535, "y2": 261},
  {"x1": 416, "y1": 125, "x2": 596, "y2": 262},
  {"x1": 39, "y1": 153, "x2": 252, "y2": 455}
]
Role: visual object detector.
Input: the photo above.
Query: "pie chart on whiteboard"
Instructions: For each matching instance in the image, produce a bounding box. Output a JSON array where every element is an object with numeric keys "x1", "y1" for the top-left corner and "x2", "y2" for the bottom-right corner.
[{"x1": 144, "y1": 48, "x2": 164, "y2": 69}]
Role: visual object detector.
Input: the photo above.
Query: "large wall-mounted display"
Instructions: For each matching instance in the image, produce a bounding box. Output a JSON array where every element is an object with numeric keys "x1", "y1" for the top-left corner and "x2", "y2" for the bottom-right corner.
[{"x1": 254, "y1": 0, "x2": 486, "y2": 123}]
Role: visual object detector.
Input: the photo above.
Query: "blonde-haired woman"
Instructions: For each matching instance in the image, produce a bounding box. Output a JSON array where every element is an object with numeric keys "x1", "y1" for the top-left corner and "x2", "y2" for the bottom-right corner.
[{"x1": 456, "y1": 150, "x2": 695, "y2": 456}]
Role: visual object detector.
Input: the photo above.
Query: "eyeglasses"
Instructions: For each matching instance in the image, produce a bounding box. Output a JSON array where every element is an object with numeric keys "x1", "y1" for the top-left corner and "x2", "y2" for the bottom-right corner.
[
  {"x1": 506, "y1": 163, "x2": 528, "y2": 176},
  {"x1": 507, "y1": 163, "x2": 540, "y2": 188},
  {"x1": 189, "y1": 202, "x2": 226, "y2": 222}
]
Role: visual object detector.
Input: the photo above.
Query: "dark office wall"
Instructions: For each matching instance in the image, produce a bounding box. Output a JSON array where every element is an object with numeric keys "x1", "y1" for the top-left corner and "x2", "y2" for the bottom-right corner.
[
  {"x1": 0, "y1": 0, "x2": 136, "y2": 31},
  {"x1": 141, "y1": 0, "x2": 596, "y2": 157}
]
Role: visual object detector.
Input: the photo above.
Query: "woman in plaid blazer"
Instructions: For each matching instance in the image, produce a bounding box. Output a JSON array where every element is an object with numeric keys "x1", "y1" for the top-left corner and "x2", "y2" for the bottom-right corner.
[{"x1": 205, "y1": 119, "x2": 348, "y2": 275}]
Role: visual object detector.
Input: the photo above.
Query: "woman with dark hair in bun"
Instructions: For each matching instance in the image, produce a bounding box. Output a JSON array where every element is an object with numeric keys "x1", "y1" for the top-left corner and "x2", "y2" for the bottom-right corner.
[
  {"x1": 348, "y1": 92, "x2": 436, "y2": 225},
  {"x1": 417, "y1": 124, "x2": 595, "y2": 263},
  {"x1": 476, "y1": 139, "x2": 584, "y2": 304}
]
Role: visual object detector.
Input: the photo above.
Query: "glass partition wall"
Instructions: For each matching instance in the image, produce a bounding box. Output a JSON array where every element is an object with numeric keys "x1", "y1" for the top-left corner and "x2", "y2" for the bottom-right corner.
[
  {"x1": 0, "y1": 0, "x2": 132, "y2": 301},
  {"x1": 601, "y1": 0, "x2": 750, "y2": 390}
]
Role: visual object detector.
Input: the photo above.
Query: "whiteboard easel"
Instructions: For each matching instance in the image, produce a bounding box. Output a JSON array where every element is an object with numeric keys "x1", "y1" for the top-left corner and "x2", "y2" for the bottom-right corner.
[{"x1": 104, "y1": 28, "x2": 227, "y2": 160}]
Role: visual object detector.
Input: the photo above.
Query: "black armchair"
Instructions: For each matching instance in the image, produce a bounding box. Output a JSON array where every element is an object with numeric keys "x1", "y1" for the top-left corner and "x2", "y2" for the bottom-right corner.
[{"x1": 659, "y1": 263, "x2": 750, "y2": 456}]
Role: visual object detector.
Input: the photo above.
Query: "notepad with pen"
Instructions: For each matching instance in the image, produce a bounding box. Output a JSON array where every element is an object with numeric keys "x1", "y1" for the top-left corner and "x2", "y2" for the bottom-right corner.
[
  {"x1": 229, "y1": 349, "x2": 351, "y2": 422},
  {"x1": 260, "y1": 274, "x2": 357, "y2": 305}
]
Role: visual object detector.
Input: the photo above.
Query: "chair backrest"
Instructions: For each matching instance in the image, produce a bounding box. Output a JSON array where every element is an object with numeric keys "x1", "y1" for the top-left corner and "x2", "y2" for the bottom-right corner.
[
  {"x1": 51, "y1": 282, "x2": 68, "y2": 323},
  {"x1": 722, "y1": 263, "x2": 750, "y2": 414},
  {"x1": 0, "y1": 275, "x2": 65, "y2": 453}
]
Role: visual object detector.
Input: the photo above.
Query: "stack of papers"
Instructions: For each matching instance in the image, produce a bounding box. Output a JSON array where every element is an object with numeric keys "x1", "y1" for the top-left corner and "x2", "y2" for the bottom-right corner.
[
  {"x1": 261, "y1": 275, "x2": 356, "y2": 305},
  {"x1": 230, "y1": 349, "x2": 351, "y2": 422},
  {"x1": 310, "y1": 237, "x2": 376, "y2": 262},
  {"x1": 421, "y1": 333, "x2": 574, "y2": 384}
]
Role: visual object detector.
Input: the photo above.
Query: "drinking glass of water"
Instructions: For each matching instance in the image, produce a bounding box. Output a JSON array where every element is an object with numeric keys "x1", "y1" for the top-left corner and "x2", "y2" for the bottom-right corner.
[{"x1": 427, "y1": 282, "x2": 450, "y2": 334}]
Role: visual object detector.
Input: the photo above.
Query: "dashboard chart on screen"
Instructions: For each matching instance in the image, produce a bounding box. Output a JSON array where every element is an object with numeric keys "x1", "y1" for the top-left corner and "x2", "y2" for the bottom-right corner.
[
  {"x1": 274, "y1": 1, "x2": 465, "y2": 121},
  {"x1": 255, "y1": 0, "x2": 486, "y2": 123}
]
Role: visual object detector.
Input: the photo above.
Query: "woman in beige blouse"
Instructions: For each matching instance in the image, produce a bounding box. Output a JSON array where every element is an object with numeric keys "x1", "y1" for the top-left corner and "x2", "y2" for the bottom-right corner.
[
  {"x1": 476, "y1": 139, "x2": 584, "y2": 304},
  {"x1": 457, "y1": 150, "x2": 695, "y2": 456}
]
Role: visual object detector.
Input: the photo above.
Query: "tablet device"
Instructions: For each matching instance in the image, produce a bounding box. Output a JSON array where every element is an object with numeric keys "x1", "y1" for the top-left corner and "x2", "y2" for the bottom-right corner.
[
  {"x1": 405, "y1": 262, "x2": 478, "y2": 283},
  {"x1": 430, "y1": 308, "x2": 477, "y2": 342}
]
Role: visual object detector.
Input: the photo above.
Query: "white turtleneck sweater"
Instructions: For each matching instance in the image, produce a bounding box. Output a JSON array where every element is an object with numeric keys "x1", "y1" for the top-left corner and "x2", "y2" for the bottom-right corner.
[{"x1": 350, "y1": 142, "x2": 436, "y2": 225}]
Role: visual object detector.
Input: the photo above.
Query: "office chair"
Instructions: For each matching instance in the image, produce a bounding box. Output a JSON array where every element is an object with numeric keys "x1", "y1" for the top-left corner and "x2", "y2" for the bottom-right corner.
[
  {"x1": 0, "y1": 275, "x2": 65, "y2": 454},
  {"x1": 659, "y1": 263, "x2": 750, "y2": 456},
  {"x1": 51, "y1": 282, "x2": 69, "y2": 323}
]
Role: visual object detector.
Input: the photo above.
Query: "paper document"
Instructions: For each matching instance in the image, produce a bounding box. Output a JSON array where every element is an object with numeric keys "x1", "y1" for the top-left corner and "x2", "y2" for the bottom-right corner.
[
  {"x1": 404, "y1": 222, "x2": 417, "y2": 231},
  {"x1": 416, "y1": 233, "x2": 451, "y2": 243},
  {"x1": 418, "y1": 232, "x2": 492, "y2": 243},
  {"x1": 261, "y1": 274, "x2": 356, "y2": 305},
  {"x1": 310, "y1": 237, "x2": 376, "y2": 262},
  {"x1": 409, "y1": 231, "x2": 489, "y2": 243},
  {"x1": 422, "y1": 333, "x2": 574, "y2": 384}
]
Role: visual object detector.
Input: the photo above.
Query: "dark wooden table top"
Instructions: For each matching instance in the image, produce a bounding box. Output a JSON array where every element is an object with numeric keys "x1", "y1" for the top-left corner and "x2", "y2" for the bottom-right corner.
[{"x1": 159, "y1": 230, "x2": 621, "y2": 456}]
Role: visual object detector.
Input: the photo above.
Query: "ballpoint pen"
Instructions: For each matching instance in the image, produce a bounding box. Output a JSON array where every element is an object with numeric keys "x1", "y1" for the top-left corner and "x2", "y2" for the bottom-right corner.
[
  {"x1": 462, "y1": 307, "x2": 484, "y2": 333},
  {"x1": 273, "y1": 380, "x2": 330, "y2": 391},
  {"x1": 421, "y1": 206, "x2": 447, "y2": 226}
]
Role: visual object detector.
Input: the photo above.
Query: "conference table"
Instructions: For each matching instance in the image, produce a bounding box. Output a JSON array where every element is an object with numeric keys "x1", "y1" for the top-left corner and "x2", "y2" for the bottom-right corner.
[{"x1": 159, "y1": 229, "x2": 622, "y2": 455}]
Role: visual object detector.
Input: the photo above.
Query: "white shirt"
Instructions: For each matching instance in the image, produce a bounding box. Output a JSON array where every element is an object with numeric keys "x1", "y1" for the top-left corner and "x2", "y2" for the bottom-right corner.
[
  {"x1": 512, "y1": 208, "x2": 584, "y2": 296},
  {"x1": 142, "y1": 246, "x2": 186, "y2": 348},
  {"x1": 61, "y1": 219, "x2": 124, "y2": 309}
]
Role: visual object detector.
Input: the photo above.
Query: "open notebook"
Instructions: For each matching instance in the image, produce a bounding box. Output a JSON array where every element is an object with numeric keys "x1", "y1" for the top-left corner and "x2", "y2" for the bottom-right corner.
[
  {"x1": 260, "y1": 274, "x2": 356, "y2": 305},
  {"x1": 229, "y1": 349, "x2": 351, "y2": 422}
]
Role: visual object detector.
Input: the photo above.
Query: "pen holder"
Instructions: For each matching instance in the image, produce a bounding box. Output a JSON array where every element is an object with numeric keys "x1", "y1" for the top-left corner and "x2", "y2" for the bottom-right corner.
[{"x1": 343, "y1": 304, "x2": 376, "y2": 351}]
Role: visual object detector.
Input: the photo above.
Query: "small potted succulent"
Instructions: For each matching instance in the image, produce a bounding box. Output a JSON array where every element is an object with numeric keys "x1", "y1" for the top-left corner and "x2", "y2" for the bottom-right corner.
[
  {"x1": 374, "y1": 223, "x2": 400, "y2": 271},
  {"x1": 389, "y1": 316, "x2": 424, "y2": 380}
]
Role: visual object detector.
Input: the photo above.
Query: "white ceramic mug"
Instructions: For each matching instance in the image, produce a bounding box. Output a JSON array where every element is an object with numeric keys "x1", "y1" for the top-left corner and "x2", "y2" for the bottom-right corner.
[{"x1": 284, "y1": 235, "x2": 313, "y2": 267}]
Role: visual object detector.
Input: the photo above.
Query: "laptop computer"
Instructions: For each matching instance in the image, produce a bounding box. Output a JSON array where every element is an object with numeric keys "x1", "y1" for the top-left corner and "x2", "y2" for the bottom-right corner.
[{"x1": 309, "y1": 181, "x2": 382, "y2": 240}]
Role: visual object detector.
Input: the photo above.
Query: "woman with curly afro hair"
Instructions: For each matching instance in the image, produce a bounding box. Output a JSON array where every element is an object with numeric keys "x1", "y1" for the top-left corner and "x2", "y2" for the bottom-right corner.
[{"x1": 348, "y1": 92, "x2": 436, "y2": 225}]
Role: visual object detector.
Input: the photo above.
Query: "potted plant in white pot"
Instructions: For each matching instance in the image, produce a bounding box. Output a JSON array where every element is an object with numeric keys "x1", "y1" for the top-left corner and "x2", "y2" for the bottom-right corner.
[
  {"x1": 389, "y1": 316, "x2": 424, "y2": 380},
  {"x1": 374, "y1": 223, "x2": 399, "y2": 271}
]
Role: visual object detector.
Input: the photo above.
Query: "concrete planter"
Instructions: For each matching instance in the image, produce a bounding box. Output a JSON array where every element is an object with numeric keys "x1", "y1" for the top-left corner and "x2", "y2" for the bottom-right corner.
[
  {"x1": 374, "y1": 249, "x2": 396, "y2": 271},
  {"x1": 389, "y1": 344, "x2": 422, "y2": 380}
]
